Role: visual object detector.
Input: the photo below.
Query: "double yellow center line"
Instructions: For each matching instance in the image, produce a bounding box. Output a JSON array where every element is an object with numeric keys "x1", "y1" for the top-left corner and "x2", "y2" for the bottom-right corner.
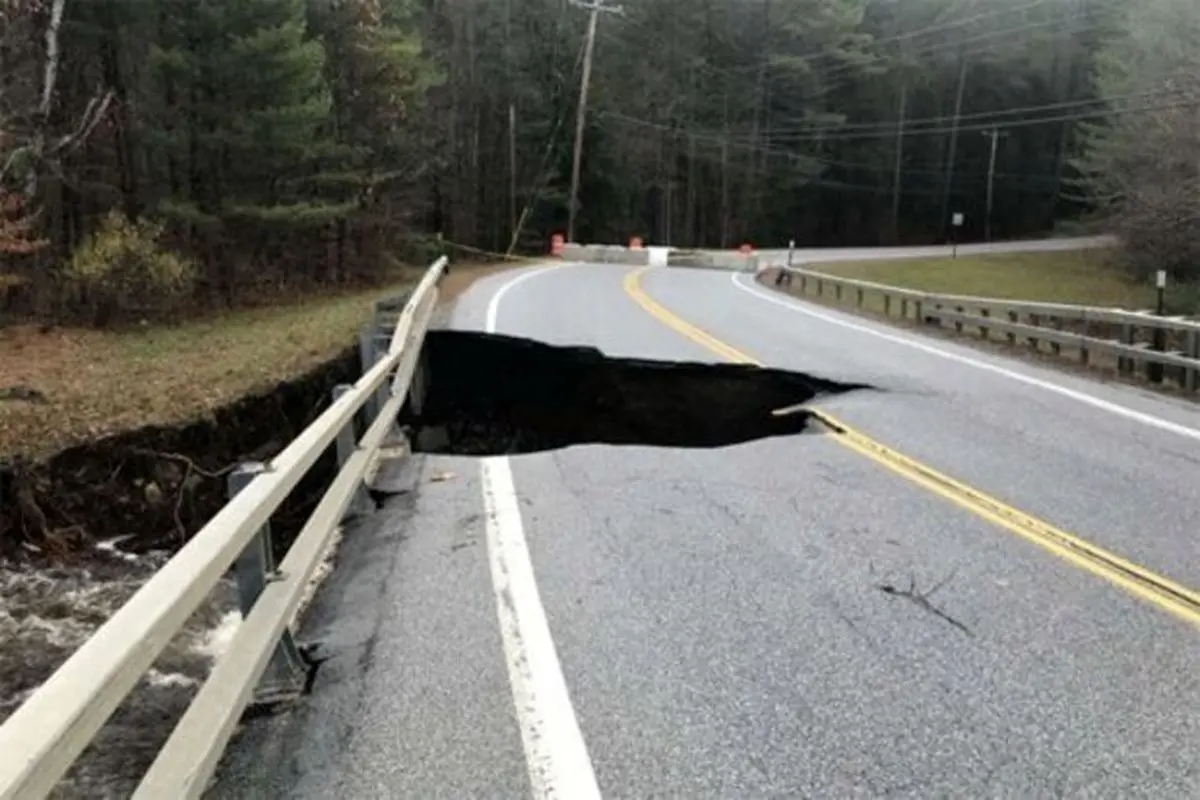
[{"x1": 623, "y1": 267, "x2": 1200, "y2": 628}]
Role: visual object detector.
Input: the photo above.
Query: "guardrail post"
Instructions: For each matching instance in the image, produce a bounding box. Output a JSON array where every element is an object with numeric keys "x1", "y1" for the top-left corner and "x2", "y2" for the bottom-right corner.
[
  {"x1": 370, "y1": 302, "x2": 400, "y2": 420},
  {"x1": 333, "y1": 385, "x2": 375, "y2": 520},
  {"x1": 1149, "y1": 326, "x2": 1166, "y2": 384},
  {"x1": 1050, "y1": 317, "x2": 1063, "y2": 356},
  {"x1": 359, "y1": 325, "x2": 381, "y2": 424},
  {"x1": 1118, "y1": 323, "x2": 1134, "y2": 376},
  {"x1": 228, "y1": 464, "x2": 311, "y2": 705},
  {"x1": 883, "y1": 294, "x2": 892, "y2": 317},
  {"x1": 900, "y1": 298, "x2": 908, "y2": 318},
  {"x1": 979, "y1": 308, "x2": 990, "y2": 341},
  {"x1": 1028, "y1": 313, "x2": 1041, "y2": 351},
  {"x1": 1186, "y1": 330, "x2": 1199, "y2": 392},
  {"x1": 954, "y1": 306, "x2": 964, "y2": 334},
  {"x1": 835, "y1": 283, "x2": 843, "y2": 302},
  {"x1": 409, "y1": 349, "x2": 429, "y2": 416},
  {"x1": 856, "y1": 288, "x2": 864, "y2": 308},
  {"x1": 1150, "y1": 273, "x2": 1167, "y2": 384},
  {"x1": 1007, "y1": 312, "x2": 1018, "y2": 345}
]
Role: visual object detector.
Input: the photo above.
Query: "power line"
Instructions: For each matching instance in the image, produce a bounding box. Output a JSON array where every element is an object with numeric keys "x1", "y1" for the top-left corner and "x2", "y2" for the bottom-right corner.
[
  {"x1": 749, "y1": 95, "x2": 1200, "y2": 142},
  {"x1": 748, "y1": 85, "x2": 1190, "y2": 140},
  {"x1": 594, "y1": 111, "x2": 1073, "y2": 196},
  {"x1": 595, "y1": 114, "x2": 1050, "y2": 198},
  {"x1": 843, "y1": 0, "x2": 1064, "y2": 54},
  {"x1": 616, "y1": 0, "x2": 1066, "y2": 78},
  {"x1": 799, "y1": 0, "x2": 1116, "y2": 94},
  {"x1": 781, "y1": 13, "x2": 1108, "y2": 98},
  {"x1": 596, "y1": 6, "x2": 1104, "y2": 119}
]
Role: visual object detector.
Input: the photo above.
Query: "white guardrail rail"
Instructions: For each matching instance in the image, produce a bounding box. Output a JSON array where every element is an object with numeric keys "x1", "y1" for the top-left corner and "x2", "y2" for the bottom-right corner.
[
  {"x1": 772, "y1": 262, "x2": 1200, "y2": 392},
  {"x1": 0, "y1": 256, "x2": 449, "y2": 799}
]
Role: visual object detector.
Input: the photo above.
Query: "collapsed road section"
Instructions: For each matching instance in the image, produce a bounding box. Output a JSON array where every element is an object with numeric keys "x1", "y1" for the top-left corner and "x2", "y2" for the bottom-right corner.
[{"x1": 399, "y1": 330, "x2": 873, "y2": 455}]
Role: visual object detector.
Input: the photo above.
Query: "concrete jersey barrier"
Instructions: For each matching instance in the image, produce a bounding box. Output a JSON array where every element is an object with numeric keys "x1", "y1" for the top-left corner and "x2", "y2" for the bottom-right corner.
[
  {"x1": 558, "y1": 243, "x2": 757, "y2": 271},
  {"x1": 560, "y1": 243, "x2": 649, "y2": 266}
]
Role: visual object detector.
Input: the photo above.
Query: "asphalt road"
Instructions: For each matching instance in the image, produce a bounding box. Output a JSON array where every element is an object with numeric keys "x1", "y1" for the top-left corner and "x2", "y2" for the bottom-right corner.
[{"x1": 213, "y1": 253, "x2": 1200, "y2": 799}]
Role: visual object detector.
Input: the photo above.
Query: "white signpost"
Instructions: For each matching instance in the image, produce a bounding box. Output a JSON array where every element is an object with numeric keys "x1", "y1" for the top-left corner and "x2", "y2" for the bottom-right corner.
[
  {"x1": 951, "y1": 212, "x2": 965, "y2": 257},
  {"x1": 1151, "y1": 269, "x2": 1169, "y2": 382}
]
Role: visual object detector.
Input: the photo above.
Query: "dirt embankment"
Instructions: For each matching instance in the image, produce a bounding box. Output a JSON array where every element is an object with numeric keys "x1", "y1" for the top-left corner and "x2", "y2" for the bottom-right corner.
[
  {"x1": 0, "y1": 261, "x2": 528, "y2": 563},
  {"x1": 0, "y1": 348, "x2": 359, "y2": 563}
]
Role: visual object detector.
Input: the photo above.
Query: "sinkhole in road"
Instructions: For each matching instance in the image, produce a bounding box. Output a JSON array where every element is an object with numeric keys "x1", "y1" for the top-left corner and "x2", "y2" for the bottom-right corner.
[{"x1": 399, "y1": 330, "x2": 873, "y2": 455}]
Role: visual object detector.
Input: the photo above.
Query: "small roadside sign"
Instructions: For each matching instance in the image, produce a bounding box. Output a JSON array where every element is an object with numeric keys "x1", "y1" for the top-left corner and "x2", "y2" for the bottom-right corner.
[{"x1": 952, "y1": 212, "x2": 965, "y2": 227}]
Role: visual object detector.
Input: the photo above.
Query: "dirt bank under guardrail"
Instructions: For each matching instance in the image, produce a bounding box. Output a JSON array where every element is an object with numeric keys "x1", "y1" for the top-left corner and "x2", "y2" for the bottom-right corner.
[{"x1": 0, "y1": 349, "x2": 359, "y2": 564}]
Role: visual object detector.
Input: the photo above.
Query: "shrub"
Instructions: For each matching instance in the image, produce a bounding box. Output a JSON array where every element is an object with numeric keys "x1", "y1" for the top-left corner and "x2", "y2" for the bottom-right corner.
[
  {"x1": 390, "y1": 233, "x2": 447, "y2": 268},
  {"x1": 1109, "y1": 190, "x2": 1200, "y2": 285},
  {"x1": 1164, "y1": 282, "x2": 1200, "y2": 317},
  {"x1": 61, "y1": 213, "x2": 197, "y2": 326}
]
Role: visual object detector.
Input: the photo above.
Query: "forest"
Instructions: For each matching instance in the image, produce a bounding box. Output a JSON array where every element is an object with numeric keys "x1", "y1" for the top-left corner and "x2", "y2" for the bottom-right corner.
[{"x1": 0, "y1": 0, "x2": 1195, "y2": 322}]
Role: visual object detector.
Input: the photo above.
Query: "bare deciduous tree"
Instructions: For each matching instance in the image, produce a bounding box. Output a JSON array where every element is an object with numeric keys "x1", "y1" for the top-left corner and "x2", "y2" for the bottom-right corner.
[{"x1": 1074, "y1": 0, "x2": 1200, "y2": 281}]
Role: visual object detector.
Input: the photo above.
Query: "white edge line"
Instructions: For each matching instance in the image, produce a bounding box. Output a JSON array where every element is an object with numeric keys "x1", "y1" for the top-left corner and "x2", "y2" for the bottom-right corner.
[
  {"x1": 728, "y1": 271, "x2": 1200, "y2": 443},
  {"x1": 482, "y1": 265, "x2": 603, "y2": 800},
  {"x1": 485, "y1": 265, "x2": 557, "y2": 332}
]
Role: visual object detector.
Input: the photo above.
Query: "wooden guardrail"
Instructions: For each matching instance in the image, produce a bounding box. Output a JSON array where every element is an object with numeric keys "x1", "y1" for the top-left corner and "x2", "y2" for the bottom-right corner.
[
  {"x1": 0, "y1": 256, "x2": 449, "y2": 799},
  {"x1": 773, "y1": 264, "x2": 1200, "y2": 393}
]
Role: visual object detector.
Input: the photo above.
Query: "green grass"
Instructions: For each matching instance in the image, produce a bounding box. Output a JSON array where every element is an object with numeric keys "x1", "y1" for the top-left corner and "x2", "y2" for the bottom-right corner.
[
  {"x1": 0, "y1": 281, "x2": 418, "y2": 460},
  {"x1": 1, "y1": 262, "x2": 519, "y2": 460},
  {"x1": 817, "y1": 249, "x2": 1156, "y2": 309}
]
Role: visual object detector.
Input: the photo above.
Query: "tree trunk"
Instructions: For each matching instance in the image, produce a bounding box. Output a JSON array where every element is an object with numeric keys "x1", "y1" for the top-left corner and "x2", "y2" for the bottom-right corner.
[{"x1": 26, "y1": 0, "x2": 67, "y2": 200}]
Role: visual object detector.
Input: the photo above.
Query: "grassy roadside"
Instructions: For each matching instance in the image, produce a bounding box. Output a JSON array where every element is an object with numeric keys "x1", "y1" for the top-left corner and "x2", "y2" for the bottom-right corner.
[
  {"x1": 811, "y1": 249, "x2": 1156, "y2": 309},
  {"x1": 0, "y1": 262, "x2": 515, "y2": 461}
]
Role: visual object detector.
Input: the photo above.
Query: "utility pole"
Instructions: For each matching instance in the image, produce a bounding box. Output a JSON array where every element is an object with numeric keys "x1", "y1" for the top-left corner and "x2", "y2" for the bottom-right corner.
[
  {"x1": 509, "y1": 102, "x2": 518, "y2": 240},
  {"x1": 890, "y1": 80, "x2": 908, "y2": 245},
  {"x1": 939, "y1": 54, "x2": 970, "y2": 241},
  {"x1": 983, "y1": 127, "x2": 1008, "y2": 242},
  {"x1": 567, "y1": 0, "x2": 621, "y2": 243},
  {"x1": 890, "y1": 26, "x2": 910, "y2": 246}
]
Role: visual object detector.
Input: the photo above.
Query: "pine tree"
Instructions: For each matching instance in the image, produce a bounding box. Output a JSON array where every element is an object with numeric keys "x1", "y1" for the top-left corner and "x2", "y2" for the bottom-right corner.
[
  {"x1": 308, "y1": 0, "x2": 440, "y2": 275},
  {"x1": 147, "y1": 0, "x2": 338, "y2": 297}
]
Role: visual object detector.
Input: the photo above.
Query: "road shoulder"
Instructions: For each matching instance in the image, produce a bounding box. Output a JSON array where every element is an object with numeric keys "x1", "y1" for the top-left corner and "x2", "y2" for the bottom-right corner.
[{"x1": 209, "y1": 454, "x2": 527, "y2": 798}]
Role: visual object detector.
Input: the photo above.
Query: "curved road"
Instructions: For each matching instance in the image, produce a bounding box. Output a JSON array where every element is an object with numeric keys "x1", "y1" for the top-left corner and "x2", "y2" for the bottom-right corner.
[{"x1": 215, "y1": 258, "x2": 1200, "y2": 799}]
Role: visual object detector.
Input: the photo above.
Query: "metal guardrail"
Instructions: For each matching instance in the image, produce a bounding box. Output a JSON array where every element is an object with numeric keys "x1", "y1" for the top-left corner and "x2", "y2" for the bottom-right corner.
[
  {"x1": 773, "y1": 263, "x2": 1200, "y2": 392},
  {"x1": 0, "y1": 256, "x2": 449, "y2": 799}
]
